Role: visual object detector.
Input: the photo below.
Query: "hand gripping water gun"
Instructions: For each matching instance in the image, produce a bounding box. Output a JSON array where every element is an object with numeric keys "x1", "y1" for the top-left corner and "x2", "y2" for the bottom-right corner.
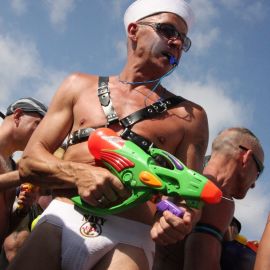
[{"x1": 72, "y1": 128, "x2": 222, "y2": 215}]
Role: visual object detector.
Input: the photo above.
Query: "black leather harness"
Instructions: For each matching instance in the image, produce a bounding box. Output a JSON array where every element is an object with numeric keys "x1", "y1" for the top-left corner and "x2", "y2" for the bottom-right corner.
[{"x1": 67, "y1": 76, "x2": 186, "y2": 151}]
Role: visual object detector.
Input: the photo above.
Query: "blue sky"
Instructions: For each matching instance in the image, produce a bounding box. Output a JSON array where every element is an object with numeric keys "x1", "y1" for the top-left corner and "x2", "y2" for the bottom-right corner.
[{"x1": 0, "y1": 0, "x2": 269, "y2": 240}]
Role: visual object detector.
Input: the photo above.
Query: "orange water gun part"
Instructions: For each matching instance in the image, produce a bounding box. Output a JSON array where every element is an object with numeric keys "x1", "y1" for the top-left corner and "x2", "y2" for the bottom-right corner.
[{"x1": 16, "y1": 183, "x2": 34, "y2": 209}]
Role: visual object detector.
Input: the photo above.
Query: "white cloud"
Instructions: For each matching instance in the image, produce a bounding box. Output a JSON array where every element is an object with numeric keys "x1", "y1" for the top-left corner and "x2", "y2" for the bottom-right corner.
[
  {"x1": 235, "y1": 181, "x2": 270, "y2": 240},
  {"x1": 111, "y1": 0, "x2": 125, "y2": 17},
  {"x1": 10, "y1": 0, "x2": 27, "y2": 15},
  {"x1": 190, "y1": 0, "x2": 219, "y2": 26},
  {"x1": 35, "y1": 71, "x2": 68, "y2": 105},
  {"x1": 0, "y1": 33, "x2": 67, "y2": 111},
  {"x1": 164, "y1": 75, "x2": 250, "y2": 153},
  {"x1": 241, "y1": 2, "x2": 266, "y2": 23},
  {"x1": 43, "y1": 0, "x2": 76, "y2": 30},
  {"x1": 191, "y1": 27, "x2": 220, "y2": 53},
  {"x1": 219, "y1": 0, "x2": 242, "y2": 9},
  {"x1": 189, "y1": 0, "x2": 220, "y2": 54},
  {"x1": 114, "y1": 40, "x2": 127, "y2": 62},
  {"x1": 220, "y1": 0, "x2": 267, "y2": 23},
  {"x1": 0, "y1": 34, "x2": 41, "y2": 103}
]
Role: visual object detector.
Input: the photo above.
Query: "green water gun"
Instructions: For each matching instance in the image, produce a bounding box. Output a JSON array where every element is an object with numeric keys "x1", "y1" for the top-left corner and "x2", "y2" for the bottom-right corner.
[{"x1": 72, "y1": 128, "x2": 222, "y2": 215}]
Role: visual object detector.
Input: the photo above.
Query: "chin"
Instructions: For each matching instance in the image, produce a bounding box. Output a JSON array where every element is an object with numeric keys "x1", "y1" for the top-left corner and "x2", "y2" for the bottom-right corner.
[{"x1": 234, "y1": 193, "x2": 246, "y2": 200}]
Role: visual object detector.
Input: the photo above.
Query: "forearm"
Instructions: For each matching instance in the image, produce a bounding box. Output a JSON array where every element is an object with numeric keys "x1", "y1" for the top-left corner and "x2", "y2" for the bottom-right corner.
[
  {"x1": 254, "y1": 215, "x2": 270, "y2": 270},
  {"x1": 184, "y1": 233, "x2": 221, "y2": 270},
  {"x1": 0, "y1": 171, "x2": 21, "y2": 191},
  {"x1": 19, "y1": 156, "x2": 85, "y2": 189}
]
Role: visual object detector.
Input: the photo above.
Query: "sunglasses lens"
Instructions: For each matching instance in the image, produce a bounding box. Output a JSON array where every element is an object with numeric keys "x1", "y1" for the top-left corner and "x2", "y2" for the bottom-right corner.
[
  {"x1": 158, "y1": 24, "x2": 191, "y2": 52},
  {"x1": 159, "y1": 24, "x2": 178, "y2": 39},
  {"x1": 183, "y1": 38, "x2": 191, "y2": 52}
]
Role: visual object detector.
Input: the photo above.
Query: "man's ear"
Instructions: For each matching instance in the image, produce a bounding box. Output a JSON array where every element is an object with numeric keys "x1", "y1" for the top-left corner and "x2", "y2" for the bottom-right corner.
[
  {"x1": 241, "y1": 149, "x2": 252, "y2": 169},
  {"x1": 13, "y1": 108, "x2": 24, "y2": 126},
  {"x1": 127, "y1": 23, "x2": 139, "y2": 41}
]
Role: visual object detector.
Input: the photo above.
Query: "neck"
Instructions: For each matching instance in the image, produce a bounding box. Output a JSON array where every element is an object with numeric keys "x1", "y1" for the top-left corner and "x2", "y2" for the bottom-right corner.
[
  {"x1": 118, "y1": 76, "x2": 161, "y2": 86},
  {"x1": 119, "y1": 56, "x2": 177, "y2": 86},
  {"x1": 0, "y1": 126, "x2": 16, "y2": 159},
  {"x1": 203, "y1": 158, "x2": 237, "y2": 197}
]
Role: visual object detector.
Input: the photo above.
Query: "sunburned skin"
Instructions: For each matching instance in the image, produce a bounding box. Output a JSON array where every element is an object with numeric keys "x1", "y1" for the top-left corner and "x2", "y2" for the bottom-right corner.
[
  {"x1": 0, "y1": 156, "x2": 16, "y2": 246},
  {"x1": 49, "y1": 73, "x2": 207, "y2": 227}
]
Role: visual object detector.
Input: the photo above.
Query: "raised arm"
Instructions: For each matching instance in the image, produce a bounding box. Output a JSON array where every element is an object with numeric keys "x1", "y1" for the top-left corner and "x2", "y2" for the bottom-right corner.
[{"x1": 254, "y1": 214, "x2": 270, "y2": 270}]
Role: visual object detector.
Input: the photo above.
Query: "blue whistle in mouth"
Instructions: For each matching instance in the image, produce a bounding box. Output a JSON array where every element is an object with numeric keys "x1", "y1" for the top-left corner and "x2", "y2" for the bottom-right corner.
[{"x1": 169, "y1": 55, "x2": 178, "y2": 66}]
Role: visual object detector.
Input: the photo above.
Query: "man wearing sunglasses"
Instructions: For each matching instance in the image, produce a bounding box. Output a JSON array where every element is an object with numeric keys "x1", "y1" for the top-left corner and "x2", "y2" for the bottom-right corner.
[
  {"x1": 184, "y1": 127, "x2": 264, "y2": 270},
  {"x1": 7, "y1": 1, "x2": 209, "y2": 270}
]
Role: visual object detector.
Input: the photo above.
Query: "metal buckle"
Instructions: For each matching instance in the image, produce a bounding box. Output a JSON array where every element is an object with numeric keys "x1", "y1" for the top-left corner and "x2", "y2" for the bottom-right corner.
[
  {"x1": 67, "y1": 134, "x2": 74, "y2": 146},
  {"x1": 151, "y1": 100, "x2": 167, "y2": 113},
  {"x1": 98, "y1": 85, "x2": 109, "y2": 96}
]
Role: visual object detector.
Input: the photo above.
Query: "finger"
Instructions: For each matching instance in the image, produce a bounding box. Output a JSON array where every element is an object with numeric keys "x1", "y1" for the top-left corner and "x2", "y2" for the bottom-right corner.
[
  {"x1": 151, "y1": 221, "x2": 178, "y2": 245},
  {"x1": 99, "y1": 185, "x2": 118, "y2": 203},
  {"x1": 79, "y1": 189, "x2": 100, "y2": 206},
  {"x1": 17, "y1": 199, "x2": 23, "y2": 205},
  {"x1": 18, "y1": 191, "x2": 27, "y2": 196},
  {"x1": 18, "y1": 194, "x2": 26, "y2": 201},
  {"x1": 163, "y1": 211, "x2": 192, "y2": 237},
  {"x1": 88, "y1": 170, "x2": 121, "y2": 203},
  {"x1": 159, "y1": 213, "x2": 187, "y2": 241},
  {"x1": 91, "y1": 190, "x2": 112, "y2": 207},
  {"x1": 109, "y1": 175, "x2": 130, "y2": 198}
]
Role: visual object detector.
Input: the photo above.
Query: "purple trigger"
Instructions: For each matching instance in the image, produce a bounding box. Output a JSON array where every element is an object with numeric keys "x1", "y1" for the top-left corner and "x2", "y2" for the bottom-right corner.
[{"x1": 156, "y1": 200, "x2": 184, "y2": 217}]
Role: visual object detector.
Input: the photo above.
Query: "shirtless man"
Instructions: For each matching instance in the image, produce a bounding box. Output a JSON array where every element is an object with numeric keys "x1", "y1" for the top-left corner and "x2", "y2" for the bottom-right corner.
[
  {"x1": 0, "y1": 97, "x2": 47, "y2": 246},
  {"x1": 184, "y1": 127, "x2": 264, "y2": 270},
  {"x1": 8, "y1": 1, "x2": 208, "y2": 269}
]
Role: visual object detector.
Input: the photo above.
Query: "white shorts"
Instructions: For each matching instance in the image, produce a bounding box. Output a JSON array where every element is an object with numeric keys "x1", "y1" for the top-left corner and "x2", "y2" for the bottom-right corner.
[{"x1": 37, "y1": 199, "x2": 155, "y2": 270}]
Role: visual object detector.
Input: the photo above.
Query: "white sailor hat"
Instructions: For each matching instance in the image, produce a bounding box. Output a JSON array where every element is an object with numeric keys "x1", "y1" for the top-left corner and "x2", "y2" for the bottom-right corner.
[{"x1": 124, "y1": 0, "x2": 194, "y2": 32}]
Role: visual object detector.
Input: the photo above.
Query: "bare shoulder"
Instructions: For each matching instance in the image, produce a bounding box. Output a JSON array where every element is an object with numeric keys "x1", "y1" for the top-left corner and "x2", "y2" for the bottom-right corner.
[
  {"x1": 177, "y1": 97, "x2": 208, "y2": 125},
  {"x1": 173, "y1": 96, "x2": 209, "y2": 170},
  {"x1": 168, "y1": 93, "x2": 208, "y2": 132},
  {"x1": 56, "y1": 72, "x2": 98, "y2": 96},
  {"x1": 183, "y1": 99, "x2": 209, "y2": 142},
  {"x1": 47, "y1": 72, "x2": 99, "y2": 114}
]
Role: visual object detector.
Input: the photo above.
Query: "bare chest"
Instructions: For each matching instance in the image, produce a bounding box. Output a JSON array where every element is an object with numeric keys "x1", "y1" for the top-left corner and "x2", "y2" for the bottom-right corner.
[{"x1": 67, "y1": 86, "x2": 189, "y2": 161}]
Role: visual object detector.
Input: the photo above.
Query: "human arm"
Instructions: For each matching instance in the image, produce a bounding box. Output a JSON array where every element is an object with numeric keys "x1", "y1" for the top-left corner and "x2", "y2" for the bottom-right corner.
[
  {"x1": 254, "y1": 214, "x2": 270, "y2": 270},
  {"x1": 183, "y1": 195, "x2": 235, "y2": 270},
  {"x1": 151, "y1": 104, "x2": 209, "y2": 244},
  {"x1": 19, "y1": 73, "x2": 129, "y2": 205},
  {"x1": 0, "y1": 171, "x2": 21, "y2": 191}
]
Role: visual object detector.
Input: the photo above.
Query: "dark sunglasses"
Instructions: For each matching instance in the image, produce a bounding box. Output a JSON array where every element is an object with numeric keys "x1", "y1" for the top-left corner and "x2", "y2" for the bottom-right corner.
[
  {"x1": 239, "y1": 145, "x2": 264, "y2": 178},
  {"x1": 137, "y1": 22, "x2": 192, "y2": 52}
]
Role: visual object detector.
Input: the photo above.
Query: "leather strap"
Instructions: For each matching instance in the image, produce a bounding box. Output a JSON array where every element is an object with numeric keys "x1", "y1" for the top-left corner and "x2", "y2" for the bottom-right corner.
[
  {"x1": 67, "y1": 127, "x2": 95, "y2": 146},
  {"x1": 120, "y1": 96, "x2": 186, "y2": 128},
  {"x1": 120, "y1": 128, "x2": 154, "y2": 152},
  {"x1": 98, "y1": 76, "x2": 119, "y2": 125},
  {"x1": 67, "y1": 78, "x2": 186, "y2": 148},
  {"x1": 0, "y1": 111, "x2": 5, "y2": 119}
]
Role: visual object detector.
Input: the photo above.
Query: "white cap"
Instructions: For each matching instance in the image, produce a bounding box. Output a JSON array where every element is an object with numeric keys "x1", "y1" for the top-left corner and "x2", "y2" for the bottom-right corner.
[{"x1": 124, "y1": 0, "x2": 194, "y2": 32}]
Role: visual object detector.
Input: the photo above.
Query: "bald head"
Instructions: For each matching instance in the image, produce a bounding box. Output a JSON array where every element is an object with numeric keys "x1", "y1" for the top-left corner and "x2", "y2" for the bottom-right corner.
[
  {"x1": 212, "y1": 127, "x2": 264, "y2": 160},
  {"x1": 208, "y1": 127, "x2": 264, "y2": 199}
]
